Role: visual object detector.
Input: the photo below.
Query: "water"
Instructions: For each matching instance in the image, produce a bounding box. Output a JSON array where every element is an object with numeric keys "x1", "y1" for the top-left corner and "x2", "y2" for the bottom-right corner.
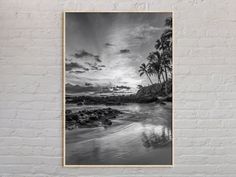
[{"x1": 65, "y1": 103, "x2": 172, "y2": 165}]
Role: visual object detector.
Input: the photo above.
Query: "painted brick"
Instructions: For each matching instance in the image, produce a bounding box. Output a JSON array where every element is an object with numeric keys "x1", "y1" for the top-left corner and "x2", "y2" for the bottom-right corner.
[{"x1": 0, "y1": 0, "x2": 236, "y2": 176}]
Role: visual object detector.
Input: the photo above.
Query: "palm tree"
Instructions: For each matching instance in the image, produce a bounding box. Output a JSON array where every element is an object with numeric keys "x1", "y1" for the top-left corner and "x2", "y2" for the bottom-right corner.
[
  {"x1": 138, "y1": 16, "x2": 172, "y2": 95},
  {"x1": 154, "y1": 17, "x2": 172, "y2": 95},
  {"x1": 147, "y1": 52, "x2": 166, "y2": 84},
  {"x1": 139, "y1": 63, "x2": 153, "y2": 85},
  {"x1": 148, "y1": 62, "x2": 162, "y2": 84},
  {"x1": 137, "y1": 85, "x2": 143, "y2": 90}
]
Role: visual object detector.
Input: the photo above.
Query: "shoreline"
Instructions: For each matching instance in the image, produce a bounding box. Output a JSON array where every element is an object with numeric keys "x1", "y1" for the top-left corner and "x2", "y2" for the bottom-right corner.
[
  {"x1": 66, "y1": 102, "x2": 172, "y2": 130},
  {"x1": 65, "y1": 102, "x2": 172, "y2": 165}
]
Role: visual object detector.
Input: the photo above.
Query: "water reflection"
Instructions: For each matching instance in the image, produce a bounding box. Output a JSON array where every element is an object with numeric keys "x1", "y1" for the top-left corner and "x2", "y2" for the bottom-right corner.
[
  {"x1": 66, "y1": 103, "x2": 173, "y2": 165},
  {"x1": 141, "y1": 126, "x2": 171, "y2": 148}
]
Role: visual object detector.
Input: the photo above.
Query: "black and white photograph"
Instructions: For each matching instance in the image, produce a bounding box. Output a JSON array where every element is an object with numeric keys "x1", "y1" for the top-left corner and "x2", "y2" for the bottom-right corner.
[{"x1": 64, "y1": 12, "x2": 173, "y2": 166}]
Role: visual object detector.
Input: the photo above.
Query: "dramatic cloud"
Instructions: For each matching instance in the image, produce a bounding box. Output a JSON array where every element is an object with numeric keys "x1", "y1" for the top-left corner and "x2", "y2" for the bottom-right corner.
[
  {"x1": 119, "y1": 49, "x2": 130, "y2": 54},
  {"x1": 66, "y1": 62, "x2": 89, "y2": 72},
  {"x1": 66, "y1": 13, "x2": 171, "y2": 94},
  {"x1": 73, "y1": 50, "x2": 102, "y2": 62}
]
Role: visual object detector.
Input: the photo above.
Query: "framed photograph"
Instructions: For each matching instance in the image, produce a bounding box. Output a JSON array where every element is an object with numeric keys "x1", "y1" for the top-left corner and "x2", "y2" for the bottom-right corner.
[{"x1": 63, "y1": 11, "x2": 173, "y2": 167}]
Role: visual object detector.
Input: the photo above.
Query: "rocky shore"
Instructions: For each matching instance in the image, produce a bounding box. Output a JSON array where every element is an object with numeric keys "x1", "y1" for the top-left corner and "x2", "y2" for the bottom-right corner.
[
  {"x1": 66, "y1": 108, "x2": 123, "y2": 130},
  {"x1": 66, "y1": 80, "x2": 172, "y2": 106}
]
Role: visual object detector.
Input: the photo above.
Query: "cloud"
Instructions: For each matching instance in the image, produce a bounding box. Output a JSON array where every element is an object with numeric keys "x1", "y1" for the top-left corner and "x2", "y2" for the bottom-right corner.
[
  {"x1": 85, "y1": 82, "x2": 93, "y2": 86},
  {"x1": 66, "y1": 57, "x2": 72, "y2": 62},
  {"x1": 91, "y1": 65, "x2": 102, "y2": 71},
  {"x1": 73, "y1": 50, "x2": 93, "y2": 58},
  {"x1": 73, "y1": 50, "x2": 102, "y2": 62},
  {"x1": 98, "y1": 64, "x2": 106, "y2": 68},
  {"x1": 115, "y1": 85, "x2": 131, "y2": 90},
  {"x1": 66, "y1": 83, "x2": 98, "y2": 93},
  {"x1": 112, "y1": 85, "x2": 131, "y2": 91},
  {"x1": 85, "y1": 62, "x2": 93, "y2": 66},
  {"x1": 119, "y1": 49, "x2": 130, "y2": 54},
  {"x1": 94, "y1": 55, "x2": 102, "y2": 62},
  {"x1": 66, "y1": 83, "x2": 112, "y2": 94},
  {"x1": 85, "y1": 62, "x2": 106, "y2": 71},
  {"x1": 130, "y1": 24, "x2": 166, "y2": 42},
  {"x1": 134, "y1": 36, "x2": 145, "y2": 40},
  {"x1": 105, "y1": 43, "x2": 114, "y2": 47},
  {"x1": 66, "y1": 83, "x2": 131, "y2": 95},
  {"x1": 66, "y1": 62, "x2": 89, "y2": 72},
  {"x1": 70, "y1": 70, "x2": 86, "y2": 74}
]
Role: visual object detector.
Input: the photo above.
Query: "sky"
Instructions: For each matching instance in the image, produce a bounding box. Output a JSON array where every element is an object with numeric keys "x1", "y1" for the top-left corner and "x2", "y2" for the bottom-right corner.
[{"x1": 65, "y1": 12, "x2": 171, "y2": 96}]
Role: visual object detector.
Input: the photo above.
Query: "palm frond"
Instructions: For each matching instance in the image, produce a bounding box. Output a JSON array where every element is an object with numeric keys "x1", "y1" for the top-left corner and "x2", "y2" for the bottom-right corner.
[{"x1": 139, "y1": 72, "x2": 144, "y2": 76}]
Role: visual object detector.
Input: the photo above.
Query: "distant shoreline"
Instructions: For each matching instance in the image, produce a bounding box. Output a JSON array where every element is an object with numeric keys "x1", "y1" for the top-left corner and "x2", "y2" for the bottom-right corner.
[{"x1": 66, "y1": 81, "x2": 172, "y2": 106}]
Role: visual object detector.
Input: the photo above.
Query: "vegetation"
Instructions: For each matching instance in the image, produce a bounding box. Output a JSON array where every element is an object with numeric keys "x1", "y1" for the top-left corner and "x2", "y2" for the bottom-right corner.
[
  {"x1": 141, "y1": 127, "x2": 172, "y2": 148},
  {"x1": 139, "y1": 63, "x2": 154, "y2": 85},
  {"x1": 139, "y1": 17, "x2": 172, "y2": 96}
]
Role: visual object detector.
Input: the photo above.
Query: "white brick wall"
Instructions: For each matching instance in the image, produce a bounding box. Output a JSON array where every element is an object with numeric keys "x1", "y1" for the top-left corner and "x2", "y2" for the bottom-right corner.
[{"x1": 0, "y1": 0, "x2": 236, "y2": 176}]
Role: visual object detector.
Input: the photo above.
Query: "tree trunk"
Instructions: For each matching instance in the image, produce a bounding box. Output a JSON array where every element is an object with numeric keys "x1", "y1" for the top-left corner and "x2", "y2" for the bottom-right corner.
[
  {"x1": 157, "y1": 75, "x2": 161, "y2": 84},
  {"x1": 161, "y1": 72, "x2": 165, "y2": 83},
  {"x1": 160, "y1": 72, "x2": 165, "y2": 91},
  {"x1": 164, "y1": 66, "x2": 168, "y2": 82},
  {"x1": 155, "y1": 70, "x2": 162, "y2": 84},
  {"x1": 164, "y1": 66, "x2": 168, "y2": 95},
  {"x1": 145, "y1": 72, "x2": 153, "y2": 85}
]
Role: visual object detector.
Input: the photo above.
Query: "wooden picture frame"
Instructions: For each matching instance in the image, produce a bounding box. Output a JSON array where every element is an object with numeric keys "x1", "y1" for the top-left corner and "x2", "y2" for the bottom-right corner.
[{"x1": 63, "y1": 11, "x2": 174, "y2": 167}]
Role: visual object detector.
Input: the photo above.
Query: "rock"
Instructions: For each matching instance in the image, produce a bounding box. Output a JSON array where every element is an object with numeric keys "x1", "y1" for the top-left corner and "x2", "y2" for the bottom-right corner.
[
  {"x1": 66, "y1": 110, "x2": 72, "y2": 115},
  {"x1": 78, "y1": 119, "x2": 86, "y2": 125},
  {"x1": 103, "y1": 118, "x2": 112, "y2": 126},
  {"x1": 66, "y1": 115, "x2": 72, "y2": 121},
  {"x1": 160, "y1": 102, "x2": 166, "y2": 105},
  {"x1": 89, "y1": 115, "x2": 99, "y2": 121},
  {"x1": 71, "y1": 114, "x2": 78, "y2": 120},
  {"x1": 66, "y1": 108, "x2": 122, "y2": 130}
]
